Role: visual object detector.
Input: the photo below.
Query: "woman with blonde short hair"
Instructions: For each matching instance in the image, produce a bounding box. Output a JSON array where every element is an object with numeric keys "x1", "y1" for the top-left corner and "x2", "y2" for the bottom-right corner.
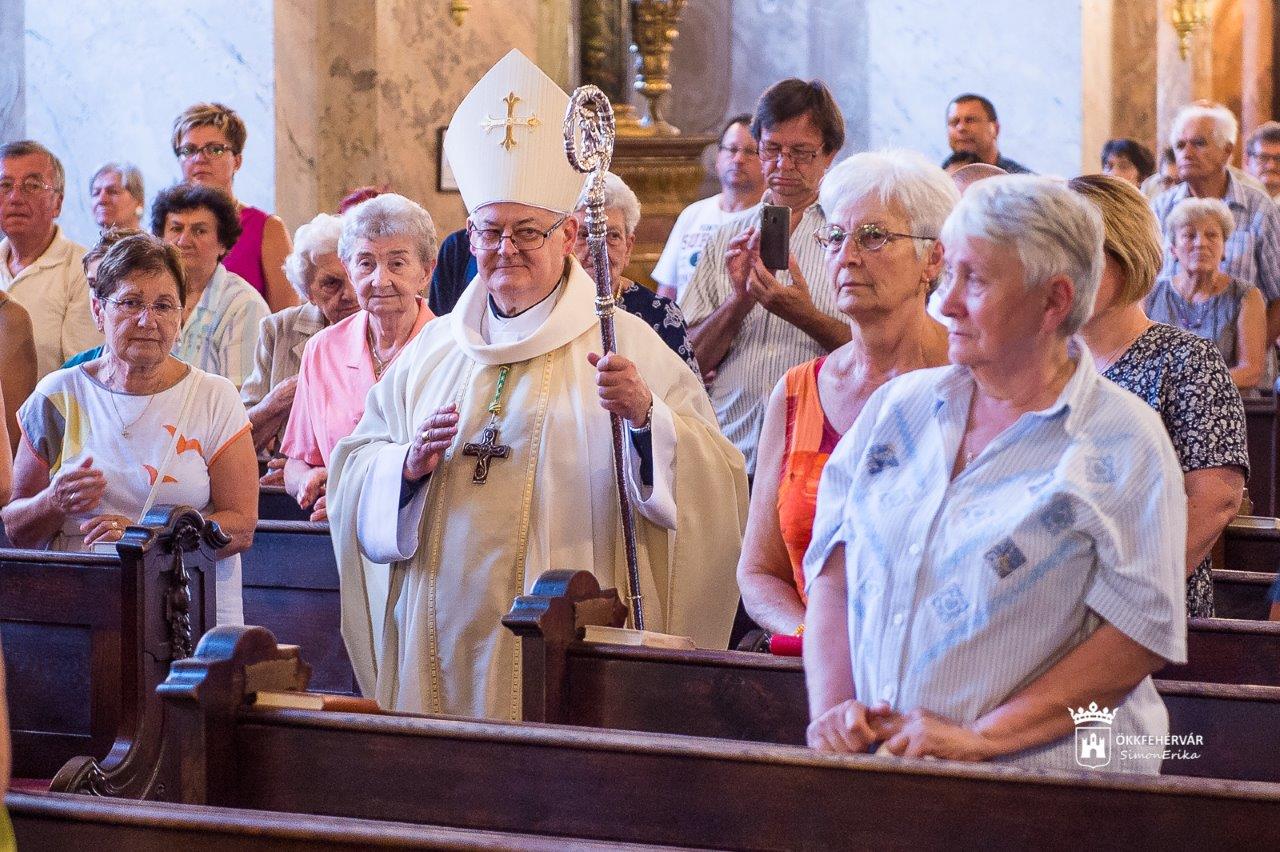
[
  {"x1": 1071, "y1": 174, "x2": 1248, "y2": 618},
  {"x1": 171, "y1": 102, "x2": 296, "y2": 312}
]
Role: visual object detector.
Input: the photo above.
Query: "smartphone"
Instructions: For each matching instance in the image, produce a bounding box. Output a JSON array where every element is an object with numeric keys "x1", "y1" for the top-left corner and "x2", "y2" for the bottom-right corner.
[{"x1": 759, "y1": 204, "x2": 791, "y2": 272}]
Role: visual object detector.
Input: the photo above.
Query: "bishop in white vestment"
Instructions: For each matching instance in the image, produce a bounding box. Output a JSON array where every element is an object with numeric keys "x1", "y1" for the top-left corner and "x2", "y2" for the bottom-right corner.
[{"x1": 327, "y1": 50, "x2": 748, "y2": 720}]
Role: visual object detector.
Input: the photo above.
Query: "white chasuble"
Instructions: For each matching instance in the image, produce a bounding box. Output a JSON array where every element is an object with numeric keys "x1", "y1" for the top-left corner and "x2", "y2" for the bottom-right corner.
[{"x1": 328, "y1": 259, "x2": 749, "y2": 719}]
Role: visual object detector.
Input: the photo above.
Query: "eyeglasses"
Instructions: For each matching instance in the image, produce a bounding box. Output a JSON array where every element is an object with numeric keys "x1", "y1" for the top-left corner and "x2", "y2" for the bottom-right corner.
[
  {"x1": 174, "y1": 142, "x2": 235, "y2": 160},
  {"x1": 814, "y1": 223, "x2": 934, "y2": 253},
  {"x1": 1249, "y1": 151, "x2": 1280, "y2": 165},
  {"x1": 99, "y1": 295, "x2": 182, "y2": 320},
  {"x1": 0, "y1": 178, "x2": 55, "y2": 196},
  {"x1": 718, "y1": 144, "x2": 759, "y2": 158},
  {"x1": 468, "y1": 215, "x2": 567, "y2": 251},
  {"x1": 575, "y1": 230, "x2": 628, "y2": 248},
  {"x1": 759, "y1": 143, "x2": 821, "y2": 165}
]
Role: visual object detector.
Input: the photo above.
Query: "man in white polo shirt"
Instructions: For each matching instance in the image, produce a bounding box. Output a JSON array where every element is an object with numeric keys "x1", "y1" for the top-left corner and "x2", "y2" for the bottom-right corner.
[
  {"x1": 0, "y1": 140, "x2": 102, "y2": 378},
  {"x1": 652, "y1": 114, "x2": 764, "y2": 302}
]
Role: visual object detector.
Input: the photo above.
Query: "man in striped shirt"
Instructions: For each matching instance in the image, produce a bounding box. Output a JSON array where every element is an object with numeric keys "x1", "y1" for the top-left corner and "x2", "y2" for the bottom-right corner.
[
  {"x1": 681, "y1": 79, "x2": 850, "y2": 473},
  {"x1": 1152, "y1": 102, "x2": 1280, "y2": 341}
]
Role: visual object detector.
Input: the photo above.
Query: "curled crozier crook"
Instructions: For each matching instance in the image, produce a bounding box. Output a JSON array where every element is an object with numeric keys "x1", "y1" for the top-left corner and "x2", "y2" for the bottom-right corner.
[{"x1": 563, "y1": 85, "x2": 645, "y2": 631}]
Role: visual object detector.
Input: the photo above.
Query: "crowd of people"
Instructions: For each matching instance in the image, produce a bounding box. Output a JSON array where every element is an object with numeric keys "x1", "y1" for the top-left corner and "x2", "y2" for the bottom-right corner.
[{"x1": 1, "y1": 48, "x2": 1279, "y2": 776}]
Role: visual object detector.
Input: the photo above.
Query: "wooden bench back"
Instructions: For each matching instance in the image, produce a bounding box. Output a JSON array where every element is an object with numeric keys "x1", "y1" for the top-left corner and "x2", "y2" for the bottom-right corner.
[
  {"x1": 0, "y1": 506, "x2": 223, "y2": 788},
  {"x1": 505, "y1": 571, "x2": 1280, "y2": 782},
  {"x1": 240, "y1": 520, "x2": 357, "y2": 695},
  {"x1": 72, "y1": 625, "x2": 1280, "y2": 849}
]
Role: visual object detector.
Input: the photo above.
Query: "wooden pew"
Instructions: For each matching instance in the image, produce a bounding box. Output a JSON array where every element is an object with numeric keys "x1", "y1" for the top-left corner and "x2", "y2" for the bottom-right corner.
[
  {"x1": 1243, "y1": 394, "x2": 1278, "y2": 517},
  {"x1": 240, "y1": 520, "x2": 357, "y2": 695},
  {"x1": 1223, "y1": 516, "x2": 1280, "y2": 575},
  {"x1": 258, "y1": 485, "x2": 310, "y2": 522},
  {"x1": 7, "y1": 792, "x2": 656, "y2": 851},
  {"x1": 505, "y1": 571, "x2": 1280, "y2": 783},
  {"x1": 53, "y1": 626, "x2": 1280, "y2": 848},
  {"x1": 1212, "y1": 569, "x2": 1275, "y2": 621},
  {"x1": 1, "y1": 506, "x2": 221, "y2": 781}
]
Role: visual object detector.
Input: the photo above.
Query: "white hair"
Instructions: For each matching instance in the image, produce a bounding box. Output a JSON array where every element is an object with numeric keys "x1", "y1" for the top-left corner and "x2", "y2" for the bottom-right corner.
[
  {"x1": 283, "y1": 213, "x2": 344, "y2": 299},
  {"x1": 1170, "y1": 103, "x2": 1239, "y2": 149},
  {"x1": 940, "y1": 175, "x2": 1104, "y2": 336},
  {"x1": 818, "y1": 149, "x2": 960, "y2": 260},
  {"x1": 90, "y1": 161, "x2": 145, "y2": 204},
  {"x1": 338, "y1": 193, "x2": 439, "y2": 266},
  {"x1": 1165, "y1": 196, "x2": 1235, "y2": 241},
  {"x1": 575, "y1": 171, "x2": 641, "y2": 235}
]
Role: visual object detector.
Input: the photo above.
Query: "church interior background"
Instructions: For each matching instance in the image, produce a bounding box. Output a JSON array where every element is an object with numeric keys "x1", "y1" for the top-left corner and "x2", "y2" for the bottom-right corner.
[{"x1": 1, "y1": 0, "x2": 1275, "y2": 276}]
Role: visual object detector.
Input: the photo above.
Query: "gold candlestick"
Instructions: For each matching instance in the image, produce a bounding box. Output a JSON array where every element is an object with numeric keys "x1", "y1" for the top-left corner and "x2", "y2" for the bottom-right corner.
[
  {"x1": 629, "y1": 0, "x2": 687, "y2": 136},
  {"x1": 1169, "y1": 0, "x2": 1210, "y2": 61}
]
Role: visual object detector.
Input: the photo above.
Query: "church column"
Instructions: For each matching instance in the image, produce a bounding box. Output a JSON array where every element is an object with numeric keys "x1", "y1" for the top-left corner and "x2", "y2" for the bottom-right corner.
[
  {"x1": 1241, "y1": 0, "x2": 1274, "y2": 142},
  {"x1": 0, "y1": 0, "x2": 23, "y2": 142}
]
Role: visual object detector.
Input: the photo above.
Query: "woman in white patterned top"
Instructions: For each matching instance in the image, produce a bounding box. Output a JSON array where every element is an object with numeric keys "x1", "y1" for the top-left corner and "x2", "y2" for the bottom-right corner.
[
  {"x1": 2, "y1": 234, "x2": 258, "y2": 624},
  {"x1": 804, "y1": 176, "x2": 1187, "y2": 774},
  {"x1": 152, "y1": 183, "x2": 269, "y2": 390}
]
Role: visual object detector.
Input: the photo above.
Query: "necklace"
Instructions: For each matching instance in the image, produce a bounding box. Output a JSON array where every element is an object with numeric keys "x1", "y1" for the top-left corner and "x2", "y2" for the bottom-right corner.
[
  {"x1": 367, "y1": 325, "x2": 393, "y2": 379},
  {"x1": 105, "y1": 371, "x2": 158, "y2": 437},
  {"x1": 1098, "y1": 325, "x2": 1149, "y2": 373},
  {"x1": 1170, "y1": 288, "x2": 1212, "y2": 330},
  {"x1": 461, "y1": 365, "x2": 513, "y2": 484}
]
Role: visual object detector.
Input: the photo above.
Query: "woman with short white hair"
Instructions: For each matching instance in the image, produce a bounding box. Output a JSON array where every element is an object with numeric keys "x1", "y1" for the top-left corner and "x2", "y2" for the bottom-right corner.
[
  {"x1": 805, "y1": 175, "x2": 1187, "y2": 774},
  {"x1": 280, "y1": 195, "x2": 436, "y2": 520},
  {"x1": 571, "y1": 172, "x2": 698, "y2": 373},
  {"x1": 738, "y1": 150, "x2": 954, "y2": 637},
  {"x1": 242, "y1": 214, "x2": 360, "y2": 480},
  {"x1": 1147, "y1": 196, "x2": 1267, "y2": 389}
]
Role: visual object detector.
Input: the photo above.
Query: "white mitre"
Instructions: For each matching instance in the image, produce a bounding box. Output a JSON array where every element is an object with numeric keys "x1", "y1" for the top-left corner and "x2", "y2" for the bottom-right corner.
[{"x1": 444, "y1": 49, "x2": 586, "y2": 215}]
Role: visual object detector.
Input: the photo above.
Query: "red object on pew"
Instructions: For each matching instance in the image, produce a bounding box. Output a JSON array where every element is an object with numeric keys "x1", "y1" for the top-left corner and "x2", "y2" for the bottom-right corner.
[{"x1": 769, "y1": 634, "x2": 803, "y2": 657}]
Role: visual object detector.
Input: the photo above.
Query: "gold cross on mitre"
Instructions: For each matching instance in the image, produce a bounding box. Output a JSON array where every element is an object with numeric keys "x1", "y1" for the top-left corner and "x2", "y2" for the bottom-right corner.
[{"x1": 481, "y1": 92, "x2": 541, "y2": 150}]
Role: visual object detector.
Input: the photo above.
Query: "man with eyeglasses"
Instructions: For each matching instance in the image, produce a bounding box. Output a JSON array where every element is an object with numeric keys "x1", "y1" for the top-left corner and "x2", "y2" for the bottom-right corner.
[
  {"x1": 652, "y1": 114, "x2": 764, "y2": 302},
  {"x1": 327, "y1": 50, "x2": 747, "y2": 721},
  {"x1": 1245, "y1": 121, "x2": 1280, "y2": 202},
  {"x1": 0, "y1": 140, "x2": 103, "y2": 379},
  {"x1": 681, "y1": 78, "x2": 849, "y2": 477},
  {"x1": 1153, "y1": 102, "x2": 1280, "y2": 343}
]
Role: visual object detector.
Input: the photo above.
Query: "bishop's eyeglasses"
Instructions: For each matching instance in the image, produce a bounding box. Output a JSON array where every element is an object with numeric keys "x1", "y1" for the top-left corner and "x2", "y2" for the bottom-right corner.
[{"x1": 468, "y1": 216, "x2": 568, "y2": 251}]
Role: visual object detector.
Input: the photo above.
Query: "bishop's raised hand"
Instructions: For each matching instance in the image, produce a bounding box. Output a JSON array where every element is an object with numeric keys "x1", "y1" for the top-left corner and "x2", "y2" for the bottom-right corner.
[{"x1": 405, "y1": 404, "x2": 460, "y2": 483}]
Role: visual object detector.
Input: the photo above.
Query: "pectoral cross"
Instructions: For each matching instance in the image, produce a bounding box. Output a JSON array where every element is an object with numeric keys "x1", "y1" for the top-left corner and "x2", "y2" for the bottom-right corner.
[
  {"x1": 481, "y1": 92, "x2": 541, "y2": 150},
  {"x1": 462, "y1": 423, "x2": 511, "y2": 484}
]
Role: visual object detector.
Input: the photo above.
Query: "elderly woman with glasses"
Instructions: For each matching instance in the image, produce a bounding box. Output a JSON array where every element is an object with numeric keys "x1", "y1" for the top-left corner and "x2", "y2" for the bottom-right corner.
[
  {"x1": 737, "y1": 150, "x2": 953, "y2": 638},
  {"x1": 152, "y1": 183, "x2": 271, "y2": 390},
  {"x1": 242, "y1": 214, "x2": 359, "y2": 483},
  {"x1": 1071, "y1": 175, "x2": 1248, "y2": 619},
  {"x1": 2, "y1": 234, "x2": 258, "y2": 624},
  {"x1": 571, "y1": 172, "x2": 699, "y2": 374},
  {"x1": 89, "y1": 162, "x2": 144, "y2": 233},
  {"x1": 172, "y1": 102, "x2": 296, "y2": 312},
  {"x1": 804, "y1": 176, "x2": 1187, "y2": 774},
  {"x1": 280, "y1": 195, "x2": 436, "y2": 521}
]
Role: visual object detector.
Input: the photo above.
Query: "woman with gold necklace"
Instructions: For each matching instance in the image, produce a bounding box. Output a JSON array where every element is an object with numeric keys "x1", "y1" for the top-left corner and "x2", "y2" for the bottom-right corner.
[
  {"x1": 281, "y1": 195, "x2": 436, "y2": 521},
  {"x1": 3, "y1": 234, "x2": 259, "y2": 625}
]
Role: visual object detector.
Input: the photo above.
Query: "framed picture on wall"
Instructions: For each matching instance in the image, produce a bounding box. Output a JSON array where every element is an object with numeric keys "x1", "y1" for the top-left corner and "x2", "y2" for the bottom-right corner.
[{"x1": 437, "y1": 127, "x2": 459, "y2": 193}]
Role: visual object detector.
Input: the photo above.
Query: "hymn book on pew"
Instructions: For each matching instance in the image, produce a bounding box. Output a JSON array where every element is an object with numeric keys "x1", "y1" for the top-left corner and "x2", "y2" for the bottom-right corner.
[{"x1": 582, "y1": 624, "x2": 697, "y2": 650}]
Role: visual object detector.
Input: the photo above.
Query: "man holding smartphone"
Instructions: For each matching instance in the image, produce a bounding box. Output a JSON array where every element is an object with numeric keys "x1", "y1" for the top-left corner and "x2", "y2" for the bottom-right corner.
[{"x1": 681, "y1": 79, "x2": 849, "y2": 475}]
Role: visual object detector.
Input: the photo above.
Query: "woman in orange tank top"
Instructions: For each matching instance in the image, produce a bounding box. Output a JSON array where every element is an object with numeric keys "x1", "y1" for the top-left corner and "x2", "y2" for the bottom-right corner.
[{"x1": 737, "y1": 151, "x2": 956, "y2": 637}]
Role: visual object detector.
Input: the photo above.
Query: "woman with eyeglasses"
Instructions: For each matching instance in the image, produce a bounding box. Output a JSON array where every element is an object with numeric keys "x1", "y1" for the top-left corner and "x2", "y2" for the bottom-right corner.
[
  {"x1": 736, "y1": 150, "x2": 954, "y2": 638},
  {"x1": 279, "y1": 194, "x2": 435, "y2": 522},
  {"x1": 2, "y1": 234, "x2": 258, "y2": 624},
  {"x1": 171, "y1": 102, "x2": 297, "y2": 312},
  {"x1": 571, "y1": 172, "x2": 699, "y2": 375},
  {"x1": 151, "y1": 183, "x2": 270, "y2": 390}
]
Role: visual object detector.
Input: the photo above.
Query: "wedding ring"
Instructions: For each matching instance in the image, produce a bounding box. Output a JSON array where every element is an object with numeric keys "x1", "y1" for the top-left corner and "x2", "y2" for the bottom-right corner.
[{"x1": 421, "y1": 429, "x2": 431, "y2": 442}]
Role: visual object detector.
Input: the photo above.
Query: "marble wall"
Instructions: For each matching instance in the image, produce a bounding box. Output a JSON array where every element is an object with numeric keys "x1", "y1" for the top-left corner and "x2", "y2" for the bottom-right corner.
[
  {"x1": 276, "y1": 0, "x2": 542, "y2": 239},
  {"x1": 669, "y1": 0, "x2": 1087, "y2": 179},
  {"x1": 16, "y1": 0, "x2": 275, "y2": 247}
]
